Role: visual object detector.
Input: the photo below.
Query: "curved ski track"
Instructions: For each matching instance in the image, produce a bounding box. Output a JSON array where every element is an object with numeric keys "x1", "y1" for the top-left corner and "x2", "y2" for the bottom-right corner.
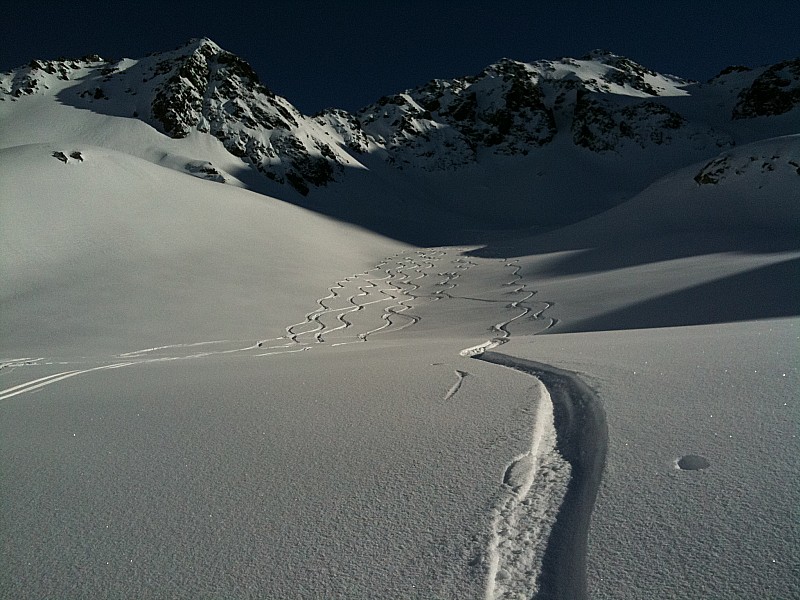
[
  {"x1": 1, "y1": 249, "x2": 483, "y2": 397},
  {"x1": 3, "y1": 247, "x2": 602, "y2": 600},
  {"x1": 475, "y1": 353, "x2": 607, "y2": 600},
  {"x1": 284, "y1": 249, "x2": 460, "y2": 346},
  {"x1": 455, "y1": 261, "x2": 605, "y2": 600}
]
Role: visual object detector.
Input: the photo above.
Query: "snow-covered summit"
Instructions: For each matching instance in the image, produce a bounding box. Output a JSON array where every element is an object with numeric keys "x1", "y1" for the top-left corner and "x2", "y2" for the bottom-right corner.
[
  {"x1": 0, "y1": 37, "x2": 360, "y2": 194},
  {"x1": 346, "y1": 51, "x2": 713, "y2": 170},
  {"x1": 1, "y1": 39, "x2": 798, "y2": 216}
]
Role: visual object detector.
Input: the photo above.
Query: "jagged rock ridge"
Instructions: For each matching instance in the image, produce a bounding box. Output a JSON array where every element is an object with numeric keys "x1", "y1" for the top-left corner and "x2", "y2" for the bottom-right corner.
[
  {"x1": 1, "y1": 39, "x2": 356, "y2": 195},
  {"x1": 2, "y1": 40, "x2": 798, "y2": 196}
]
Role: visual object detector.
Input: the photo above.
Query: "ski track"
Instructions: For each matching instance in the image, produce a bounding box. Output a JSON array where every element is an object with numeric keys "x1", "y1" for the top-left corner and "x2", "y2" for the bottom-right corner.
[
  {"x1": 483, "y1": 382, "x2": 571, "y2": 600},
  {"x1": 1, "y1": 248, "x2": 580, "y2": 600},
  {"x1": 474, "y1": 352, "x2": 607, "y2": 600},
  {"x1": 0, "y1": 363, "x2": 133, "y2": 401},
  {"x1": 117, "y1": 340, "x2": 234, "y2": 357},
  {"x1": 1, "y1": 249, "x2": 463, "y2": 398},
  {"x1": 443, "y1": 369, "x2": 470, "y2": 401},
  {"x1": 267, "y1": 251, "x2": 574, "y2": 598},
  {"x1": 0, "y1": 357, "x2": 44, "y2": 370},
  {"x1": 282, "y1": 249, "x2": 457, "y2": 346},
  {"x1": 440, "y1": 258, "x2": 604, "y2": 599},
  {"x1": 2, "y1": 251, "x2": 555, "y2": 414}
]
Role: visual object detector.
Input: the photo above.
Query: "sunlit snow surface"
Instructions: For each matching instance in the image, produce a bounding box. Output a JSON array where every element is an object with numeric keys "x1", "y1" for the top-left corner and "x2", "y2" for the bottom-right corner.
[
  {"x1": 522, "y1": 320, "x2": 799, "y2": 599},
  {"x1": 1, "y1": 56, "x2": 799, "y2": 598}
]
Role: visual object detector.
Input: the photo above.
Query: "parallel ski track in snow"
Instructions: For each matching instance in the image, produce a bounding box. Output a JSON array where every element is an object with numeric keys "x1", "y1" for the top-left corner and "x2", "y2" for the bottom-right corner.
[
  {"x1": 0, "y1": 340, "x2": 273, "y2": 400},
  {"x1": 0, "y1": 362, "x2": 134, "y2": 401},
  {"x1": 0, "y1": 250, "x2": 461, "y2": 401},
  {"x1": 1, "y1": 250, "x2": 554, "y2": 414},
  {"x1": 284, "y1": 250, "x2": 455, "y2": 345}
]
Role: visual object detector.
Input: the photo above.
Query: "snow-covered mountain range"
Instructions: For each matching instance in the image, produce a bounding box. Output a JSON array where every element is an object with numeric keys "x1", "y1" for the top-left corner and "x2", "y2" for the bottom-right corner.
[
  {"x1": 2, "y1": 38, "x2": 797, "y2": 228},
  {"x1": 2, "y1": 38, "x2": 798, "y2": 600}
]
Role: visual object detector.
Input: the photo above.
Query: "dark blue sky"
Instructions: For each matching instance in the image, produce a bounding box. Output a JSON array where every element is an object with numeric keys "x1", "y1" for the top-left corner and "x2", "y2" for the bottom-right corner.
[{"x1": 3, "y1": 1, "x2": 798, "y2": 114}]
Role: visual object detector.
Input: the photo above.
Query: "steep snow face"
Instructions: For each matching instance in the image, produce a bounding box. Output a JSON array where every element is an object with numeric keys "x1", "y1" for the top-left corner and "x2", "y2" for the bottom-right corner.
[{"x1": 575, "y1": 50, "x2": 691, "y2": 96}]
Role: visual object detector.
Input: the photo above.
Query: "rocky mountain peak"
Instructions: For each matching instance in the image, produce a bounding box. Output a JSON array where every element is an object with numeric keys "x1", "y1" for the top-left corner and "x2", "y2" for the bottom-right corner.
[{"x1": 2, "y1": 40, "x2": 798, "y2": 199}]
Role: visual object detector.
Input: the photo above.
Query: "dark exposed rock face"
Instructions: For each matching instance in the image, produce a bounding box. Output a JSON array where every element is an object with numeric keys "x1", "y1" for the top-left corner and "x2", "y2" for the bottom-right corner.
[
  {"x1": 351, "y1": 51, "x2": 708, "y2": 168},
  {"x1": 141, "y1": 39, "x2": 344, "y2": 194},
  {"x1": 733, "y1": 59, "x2": 800, "y2": 118},
  {"x1": 711, "y1": 65, "x2": 752, "y2": 81},
  {"x1": 355, "y1": 58, "x2": 559, "y2": 170},
  {"x1": 572, "y1": 95, "x2": 730, "y2": 152},
  {"x1": 314, "y1": 108, "x2": 372, "y2": 154}
]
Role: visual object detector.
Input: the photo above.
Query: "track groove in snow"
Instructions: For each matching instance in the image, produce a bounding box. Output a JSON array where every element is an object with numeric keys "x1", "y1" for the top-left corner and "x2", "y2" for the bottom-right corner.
[
  {"x1": 444, "y1": 258, "x2": 604, "y2": 599},
  {"x1": 0, "y1": 363, "x2": 133, "y2": 401},
  {"x1": 0, "y1": 250, "x2": 467, "y2": 400},
  {"x1": 280, "y1": 249, "x2": 465, "y2": 346},
  {"x1": 443, "y1": 369, "x2": 470, "y2": 400},
  {"x1": 482, "y1": 382, "x2": 570, "y2": 600},
  {"x1": 473, "y1": 352, "x2": 608, "y2": 600}
]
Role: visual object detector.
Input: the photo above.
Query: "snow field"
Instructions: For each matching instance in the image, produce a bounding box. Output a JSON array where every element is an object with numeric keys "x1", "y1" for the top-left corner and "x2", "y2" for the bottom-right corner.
[
  {"x1": 511, "y1": 320, "x2": 799, "y2": 599},
  {"x1": 1, "y1": 148, "x2": 576, "y2": 596},
  {"x1": 1, "y1": 66, "x2": 798, "y2": 598}
]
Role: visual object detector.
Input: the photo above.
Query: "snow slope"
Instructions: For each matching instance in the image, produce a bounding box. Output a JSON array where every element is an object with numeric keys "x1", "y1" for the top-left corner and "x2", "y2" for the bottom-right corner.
[
  {"x1": 1, "y1": 40, "x2": 799, "y2": 600},
  {"x1": 464, "y1": 136, "x2": 800, "y2": 599},
  {"x1": 0, "y1": 144, "x2": 404, "y2": 357},
  {"x1": 2, "y1": 143, "x2": 573, "y2": 598}
]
